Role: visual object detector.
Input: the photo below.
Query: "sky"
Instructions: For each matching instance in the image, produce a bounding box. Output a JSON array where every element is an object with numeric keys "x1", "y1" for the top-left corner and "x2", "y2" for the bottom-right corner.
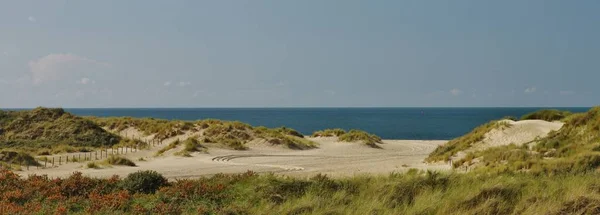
[{"x1": 1, "y1": 0, "x2": 599, "y2": 108}]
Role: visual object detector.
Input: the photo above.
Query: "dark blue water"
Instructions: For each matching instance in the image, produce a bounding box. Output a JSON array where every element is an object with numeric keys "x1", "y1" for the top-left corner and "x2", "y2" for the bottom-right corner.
[{"x1": 54, "y1": 107, "x2": 589, "y2": 140}]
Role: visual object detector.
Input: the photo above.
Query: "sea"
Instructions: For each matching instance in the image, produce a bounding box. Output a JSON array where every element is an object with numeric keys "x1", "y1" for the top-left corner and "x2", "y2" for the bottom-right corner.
[{"x1": 49, "y1": 107, "x2": 590, "y2": 140}]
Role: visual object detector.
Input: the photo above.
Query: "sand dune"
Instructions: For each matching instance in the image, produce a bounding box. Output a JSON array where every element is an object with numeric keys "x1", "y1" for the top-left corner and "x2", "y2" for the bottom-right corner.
[{"x1": 20, "y1": 138, "x2": 448, "y2": 179}]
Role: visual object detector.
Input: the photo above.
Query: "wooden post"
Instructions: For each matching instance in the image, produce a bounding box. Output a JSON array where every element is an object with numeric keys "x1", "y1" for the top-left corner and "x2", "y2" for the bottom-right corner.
[
  {"x1": 79, "y1": 154, "x2": 81, "y2": 161},
  {"x1": 44, "y1": 160, "x2": 47, "y2": 167},
  {"x1": 66, "y1": 156, "x2": 69, "y2": 163},
  {"x1": 59, "y1": 157, "x2": 61, "y2": 165},
  {"x1": 95, "y1": 151, "x2": 98, "y2": 160},
  {"x1": 52, "y1": 157, "x2": 55, "y2": 167}
]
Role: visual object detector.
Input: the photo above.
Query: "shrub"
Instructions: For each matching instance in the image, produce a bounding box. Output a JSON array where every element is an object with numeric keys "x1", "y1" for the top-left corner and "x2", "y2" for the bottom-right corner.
[
  {"x1": 311, "y1": 128, "x2": 347, "y2": 137},
  {"x1": 87, "y1": 162, "x2": 101, "y2": 169},
  {"x1": 155, "y1": 140, "x2": 181, "y2": 156},
  {"x1": 121, "y1": 170, "x2": 168, "y2": 194},
  {"x1": 338, "y1": 129, "x2": 383, "y2": 148},
  {"x1": 106, "y1": 156, "x2": 136, "y2": 167},
  {"x1": 521, "y1": 109, "x2": 572, "y2": 121}
]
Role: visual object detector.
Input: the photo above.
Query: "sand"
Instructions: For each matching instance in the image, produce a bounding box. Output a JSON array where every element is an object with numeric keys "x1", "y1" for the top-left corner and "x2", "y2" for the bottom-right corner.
[
  {"x1": 454, "y1": 119, "x2": 563, "y2": 161},
  {"x1": 20, "y1": 137, "x2": 449, "y2": 179}
]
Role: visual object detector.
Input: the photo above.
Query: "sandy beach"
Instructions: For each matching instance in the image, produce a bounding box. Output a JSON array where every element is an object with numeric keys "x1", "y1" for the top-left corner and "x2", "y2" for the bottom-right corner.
[{"x1": 20, "y1": 137, "x2": 448, "y2": 179}]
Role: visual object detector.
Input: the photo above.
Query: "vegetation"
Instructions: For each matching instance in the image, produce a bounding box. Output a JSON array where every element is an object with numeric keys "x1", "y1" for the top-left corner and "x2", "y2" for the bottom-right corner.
[
  {"x1": 0, "y1": 108, "x2": 121, "y2": 154},
  {"x1": 446, "y1": 107, "x2": 600, "y2": 175},
  {"x1": 427, "y1": 120, "x2": 510, "y2": 162},
  {"x1": 4, "y1": 169, "x2": 600, "y2": 214},
  {"x1": 89, "y1": 116, "x2": 197, "y2": 141},
  {"x1": 520, "y1": 109, "x2": 572, "y2": 121},
  {"x1": 338, "y1": 129, "x2": 383, "y2": 148},
  {"x1": 254, "y1": 126, "x2": 318, "y2": 149},
  {"x1": 121, "y1": 170, "x2": 168, "y2": 194},
  {"x1": 86, "y1": 162, "x2": 101, "y2": 169},
  {"x1": 311, "y1": 128, "x2": 347, "y2": 137},
  {"x1": 175, "y1": 137, "x2": 207, "y2": 157},
  {"x1": 155, "y1": 140, "x2": 181, "y2": 156},
  {"x1": 105, "y1": 156, "x2": 136, "y2": 167}
]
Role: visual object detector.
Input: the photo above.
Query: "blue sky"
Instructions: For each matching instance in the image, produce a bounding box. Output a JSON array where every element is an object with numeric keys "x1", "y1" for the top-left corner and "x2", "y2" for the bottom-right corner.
[{"x1": 1, "y1": 0, "x2": 599, "y2": 108}]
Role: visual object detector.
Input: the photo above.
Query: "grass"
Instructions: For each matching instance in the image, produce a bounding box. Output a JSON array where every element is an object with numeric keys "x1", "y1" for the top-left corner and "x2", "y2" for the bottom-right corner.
[
  {"x1": 155, "y1": 140, "x2": 181, "y2": 156},
  {"x1": 105, "y1": 155, "x2": 136, "y2": 167},
  {"x1": 86, "y1": 162, "x2": 101, "y2": 169},
  {"x1": 254, "y1": 126, "x2": 318, "y2": 149},
  {"x1": 448, "y1": 107, "x2": 600, "y2": 174},
  {"x1": 338, "y1": 129, "x2": 383, "y2": 148},
  {"x1": 0, "y1": 150, "x2": 40, "y2": 166},
  {"x1": 0, "y1": 108, "x2": 121, "y2": 152},
  {"x1": 311, "y1": 128, "x2": 347, "y2": 137},
  {"x1": 5, "y1": 169, "x2": 600, "y2": 214},
  {"x1": 427, "y1": 120, "x2": 509, "y2": 162},
  {"x1": 521, "y1": 109, "x2": 572, "y2": 121},
  {"x1": 175, "y1": 137, "x2": 207, "y2": 156}
]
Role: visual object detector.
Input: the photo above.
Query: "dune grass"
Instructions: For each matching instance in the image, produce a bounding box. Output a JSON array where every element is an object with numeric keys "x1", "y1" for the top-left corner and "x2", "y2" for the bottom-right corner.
[
  {"x1": 174, "y1": 137, "x2": 207, "y2": 157},
  {"x1": 311, "y1": 128, "x2": 347, "y2": 137},
  {"x1": 105, "y1": 155, "x2": 136, "y2": 167},
  {"x1": 5, "y1": 169, "x2": 600, "y2": 214},
  {"x1": 426, "y1": 120, "x2": 510, "y2": 162},
  {"x1": 520, "y1": 109, "x2": 572, "y2": 121},
  {"x1": 254, "y1": 126, "x2": 318, "y2": 149},
  {"x1": 0, "y1": 108, "x2": 121, "y2": 154},
  {"x1": 155, "y1": 140, "x2": 181, "y2": 156},
  {"x1": 338, "y1": 129, "x2": 383, "y2": 148}
]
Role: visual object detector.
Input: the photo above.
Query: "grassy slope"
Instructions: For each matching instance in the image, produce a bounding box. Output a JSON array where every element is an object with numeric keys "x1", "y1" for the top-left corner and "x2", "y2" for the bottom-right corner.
[
  {"x1": 426, "y1": 120, "x2": 509, "y2": 162},
  {"x1": 0, "y1": 108, "x2": 120, "y2": 152},
  {"x1": 451, "y1": 107, "x2": 600, "y2": 174}
]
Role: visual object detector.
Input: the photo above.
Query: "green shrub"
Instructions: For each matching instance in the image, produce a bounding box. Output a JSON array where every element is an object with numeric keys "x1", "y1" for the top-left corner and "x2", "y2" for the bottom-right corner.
[
  {"x1": 521, "y1": 109, "x2": 572, "y2": 121},
  {"x1": 121, "y1": 170, "x2": 168, "y2": 194},
  {"x1": 311, "y1": 128, "x2": 347, "y2": 137},
  {"x1": 155, "y1": 140, "x2": 181, "y2": 156},
  {"x1": 338, "y1": 129, "x2": 383, "y2": 148},
  {"x1": 105, "y1": 156, "x2": 136, "y2": 167},
  {"x1": 0, "y1": 151, "x2": 40, "y2": 166},
  {"x1": 86, "y1": 162, "x2": 101, "y2": 169}
]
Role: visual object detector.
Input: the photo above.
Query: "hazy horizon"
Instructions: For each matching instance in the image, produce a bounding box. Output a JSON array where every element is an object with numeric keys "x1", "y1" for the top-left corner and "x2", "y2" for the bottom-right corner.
[{"x1": 2, "y1": 1, "x2": 599, "y2": 108}]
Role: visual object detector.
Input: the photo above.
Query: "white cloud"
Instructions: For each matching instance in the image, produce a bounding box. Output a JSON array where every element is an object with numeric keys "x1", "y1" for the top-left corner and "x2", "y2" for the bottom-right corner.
[
  {"x1": 559, "y1": 90, "x2": 575, "y2": 96},
  {"x1": 177, "y1": 81, "x2": 191, "y2": 87},
  {"x1": 76, "y1": 77, "x2": 95, "y2": 85},
  {"x1": 524, "y1": 87, "x2": 537, "y2": 94},
  {"x1": 449, "y1": 88, "x2": 462, "y2": 96},
  {"x1": 28, "y1": 53, "x2": 107, "y2": 84},
  {"x1": 164, "y1": 81, "x2": 172, "y2": 86},
  {"x1": 28, "y1": 16, "x2": 36, "y2": 22}
]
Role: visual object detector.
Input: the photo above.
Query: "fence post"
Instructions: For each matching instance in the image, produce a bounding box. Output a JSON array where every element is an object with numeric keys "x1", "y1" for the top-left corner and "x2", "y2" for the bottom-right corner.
[
  {"x1": 44, "y1": 160, "x2": 47, "y2": 168},
  {"x1": 52, "y1": 157, "x2": 55, "y2": 167},
  {"x1": 95, "y1": 151, "x2": 98, "y2": 160},
  {"x1": 66, "y1": 156, "x2": 69, "y2": 163},
  {"x1": 59, "y1": 157, "x2": 61, "y2": 165}
]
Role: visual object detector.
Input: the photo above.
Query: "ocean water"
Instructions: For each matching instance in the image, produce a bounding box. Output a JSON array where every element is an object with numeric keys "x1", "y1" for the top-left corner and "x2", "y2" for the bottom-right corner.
[{"x1": 59, "y1": 107, "x2": 589, "y2": 140}]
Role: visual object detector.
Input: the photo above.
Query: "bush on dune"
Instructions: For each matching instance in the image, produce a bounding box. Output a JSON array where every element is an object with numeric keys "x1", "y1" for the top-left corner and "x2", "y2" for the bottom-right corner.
[
  {"x1": 338, "y1": 129, "x2": 383, "y2": 148},
  {"x1": 254, "y1": 126, "x2": 318, "y2": 150},
  {"x1": 0, "y1": 108, "x2": 120, "y2": 152},
  {"x1": 427, "y1": 120, "x2": 509, "y2": 162},
  {"x1": 520, "y1": 109, "x2": 572, "y2": 121},
  {"x1": 311, "y1": 128, "x2": 347, "y2": 137},
  {"x1": 105, "y1": 155, "x2": 136, "y2": 167}
]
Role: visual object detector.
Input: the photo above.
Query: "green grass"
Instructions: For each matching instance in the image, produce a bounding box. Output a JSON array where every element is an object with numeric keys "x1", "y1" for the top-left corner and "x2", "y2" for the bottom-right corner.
[
  {"x1": 0, "y1": 150, "x2": 40, "y2": 166},
  {"x1": 105, "y1": 155, "x2": 136, "y2": 167},
  {"x1": 449, "y1": 107, "x2": 600, "y2": 174},
  {"x1": 155, "y1": 140, "x2": 181, "y2": 156},
  {"x1": 175, "y1": 137, "x2": 207, "y2": 156},
  {"x1": 520, "y1": 109, "x2": 572, "y2": 121},
  {"x1": 10, "y1": 169, "x2": 600, "y2": 214},
  {"x1": 311, "y1": 128, "x2": 347, "y2": 137},
  {"x1": 338, "y1": 129, "x2": 383, "y2": 148},
  {"x1": 427, "y1": 120, "x2": 509, "y2": 162},
  {"x1": 86, "y1": 162, "x2": 101, "y2": 169},
  {"x1": 0, "y1": 108, "x2": 121, "y2": 153},
  {"x1": 254, "y1": 126, "x2": 318, "y2": 149},
  {"x1": 89, "y1": 116, "x2": 195, "y2": 140}
]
